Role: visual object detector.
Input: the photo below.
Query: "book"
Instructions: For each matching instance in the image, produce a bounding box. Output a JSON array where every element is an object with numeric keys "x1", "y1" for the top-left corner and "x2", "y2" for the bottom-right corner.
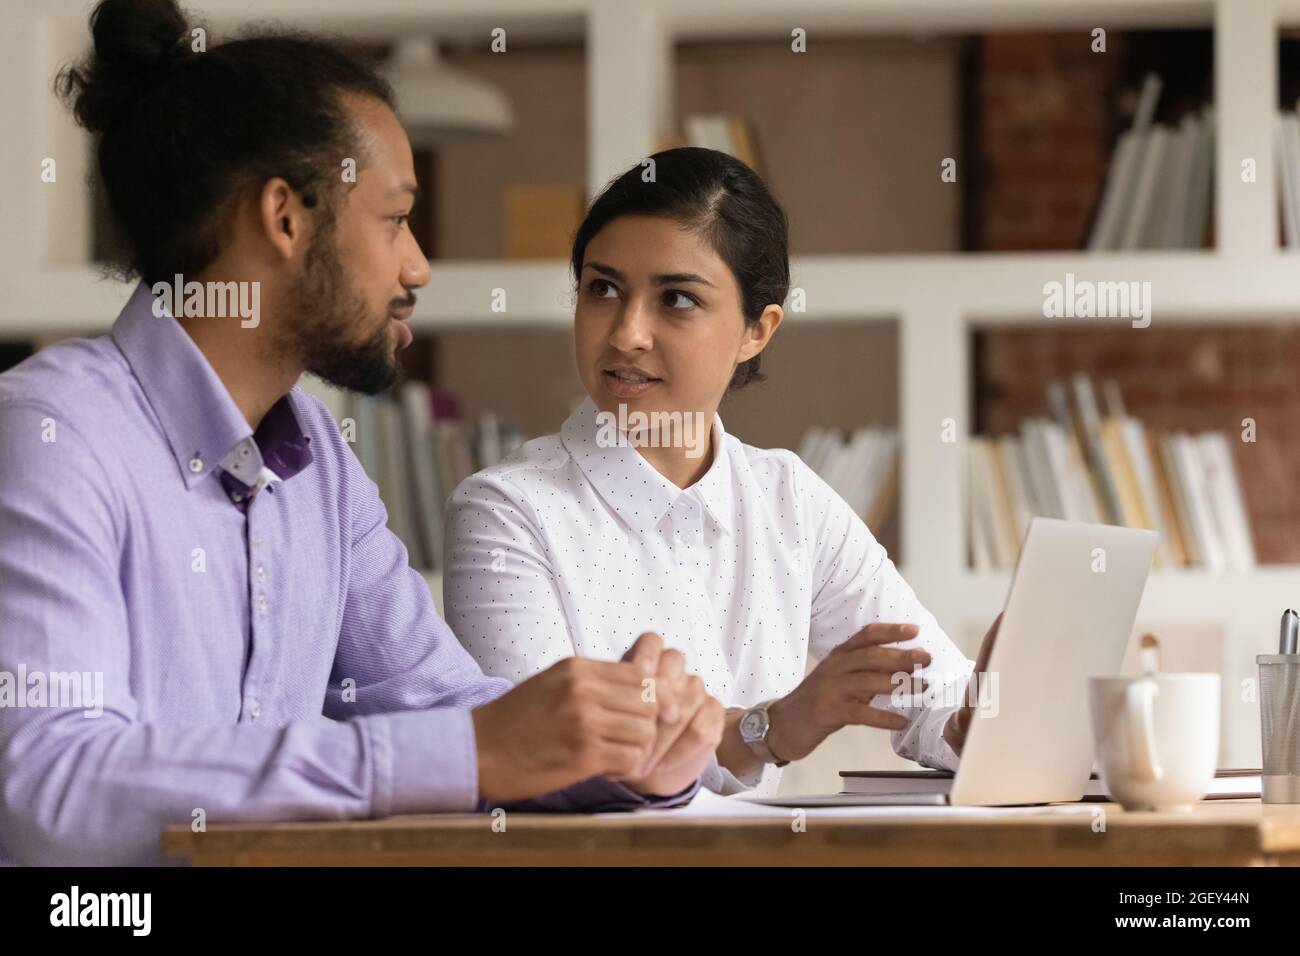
[
  {"x1": 867, "y1": 455, "x2": 900, "y2": 532},
  {"x1": 1020, "y1": 419, "x2": 1065, "y2": 520},
  {"x1": 1183, "y1": 107, "x2": 1215, "y2": 247},
  {"x1": 996, "y1": 435, "x2": 1036, "y2": 547},
  {"x1": 1160, "y1": 114, "x2": 1200, "y2": 248},
  {"x1": 684, "y1": 113, "x2": 763, "y2": 174},
  {"x1": 1099, "y1": 417, "x2": 1149, "y2": 529},
  {"x1": 1277, "y1": 113, "x2": 1300, "y2": 248},
  {"x1": 1169, "y1": 432, "x2": 1226, "y2": 571},
  {"x1": 1148, "y1": 427, "x2": 1191, "y2": 567},
  {"x1": 840, "y1": 768, "x2": 1263, "y2": 801},
  {"x1": 505, "y1": 185, "x2": 585, "y2": 259},
  {"x1": 970, "y1": 378, "x2": 1255, "y2": 570},
  {"x1": 400, "y1": 382, "x2": 445, "y2": 574},
  {"x1": 352, "y1": 394, "x2": 381, "y2": 482},
  {"x1": 1119, "y1": 125, "x2": 1171, "y2": 249},
  {"x1": 1137, "y1": 124, "x2": 1182, "y2": 248},
  {"x1": 1088, "y1": 128, "x2": 1145, "y2": 251},
  {"x1": 375, "y1": 397, "x2": 425, "y2": 568},
  {"x1": 1069, "y1": 374, "x2": 1124, "y2": 524},
  {"x1": 1115, "y1": 417, "x2": 1171, "y2": 565},
  {"x1": 1088, "y1": 72, "x2": 1164, "y2": 250},
  {"x1": 969, "y1": 437, "x2": 1016, "y2": 567},
  {"x1": 338, "y1": 383, "x2": 530, "y2": 571},
  {"x1": 1087, "y1": 74, "x2": 1213, "y2": 251},
  {"x1": 796, "y1": 424, "x2": 900, "y2": 529},
  {"x1": 1196, "y1": 433, "x2": 1256, "y2": 570}
]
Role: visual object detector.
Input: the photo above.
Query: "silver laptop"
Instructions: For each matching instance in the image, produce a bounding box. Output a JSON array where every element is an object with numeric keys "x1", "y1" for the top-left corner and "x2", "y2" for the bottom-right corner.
[{"x1": 750, "y1": 518, "x2": 1158, "y2": 807}]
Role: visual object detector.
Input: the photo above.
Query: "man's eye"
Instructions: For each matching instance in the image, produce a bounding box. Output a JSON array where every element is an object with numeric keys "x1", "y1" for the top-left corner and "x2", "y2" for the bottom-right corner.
[
  {"x1": 391, "y1": 214, "x2": 410, "y2": 226},
  {"x1": 664, "y1": 290, "x2": 697, "y2": 309},
  {"x1": 589, "y1": 279, "x2": 618, "y2": 298}
]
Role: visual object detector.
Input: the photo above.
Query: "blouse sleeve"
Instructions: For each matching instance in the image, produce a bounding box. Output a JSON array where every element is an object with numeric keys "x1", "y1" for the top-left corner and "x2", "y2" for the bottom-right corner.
[
  {"x1": 443, "y1": 470, "x2": 577, "y2": 684},
  {"x1": 796, "y1": 455, "x2": 974, "y2": 771}
]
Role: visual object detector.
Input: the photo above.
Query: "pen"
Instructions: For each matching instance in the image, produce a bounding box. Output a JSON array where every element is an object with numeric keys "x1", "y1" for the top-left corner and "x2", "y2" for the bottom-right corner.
[{"x1": 1280, "y1": 609, "x2": 1298, "y2": 655}]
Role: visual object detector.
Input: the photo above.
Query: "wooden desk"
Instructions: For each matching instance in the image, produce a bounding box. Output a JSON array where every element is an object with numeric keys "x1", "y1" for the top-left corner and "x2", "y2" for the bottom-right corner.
[{"x1": 163, "y1": 799, "x2": 1300, "y2": 866}]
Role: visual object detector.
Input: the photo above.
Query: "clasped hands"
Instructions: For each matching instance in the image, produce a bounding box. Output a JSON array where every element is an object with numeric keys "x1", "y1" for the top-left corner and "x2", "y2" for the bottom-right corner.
[{"x1": 471, "y1": 632, "x2": 724, "y2": 803}]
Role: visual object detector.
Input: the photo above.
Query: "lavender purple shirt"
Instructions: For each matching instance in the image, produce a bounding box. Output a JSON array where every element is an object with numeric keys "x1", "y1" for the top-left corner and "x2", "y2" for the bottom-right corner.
[{"x1": 0, "y1": 282, "x2": 694, "y2": 866}]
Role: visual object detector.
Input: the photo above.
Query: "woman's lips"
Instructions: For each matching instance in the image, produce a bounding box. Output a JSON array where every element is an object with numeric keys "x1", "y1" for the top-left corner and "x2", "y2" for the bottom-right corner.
[{"x1": 602, "y1": 368, "x2": 660, "y2": 398}]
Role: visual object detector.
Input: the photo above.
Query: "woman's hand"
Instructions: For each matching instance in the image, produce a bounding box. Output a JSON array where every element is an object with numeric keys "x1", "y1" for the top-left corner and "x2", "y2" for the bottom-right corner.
[
  {"x1": 942, "y1": 612, "x2": 1001, "y2": 756},
  {"x1": 766, "y1": 622, "x2": 932, "y2": 763}
]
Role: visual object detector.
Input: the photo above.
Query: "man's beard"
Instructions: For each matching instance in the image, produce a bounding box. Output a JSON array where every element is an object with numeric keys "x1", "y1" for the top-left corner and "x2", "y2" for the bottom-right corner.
[{"x1": 289, "y1": 222, "x2": 401, "y2": 396}]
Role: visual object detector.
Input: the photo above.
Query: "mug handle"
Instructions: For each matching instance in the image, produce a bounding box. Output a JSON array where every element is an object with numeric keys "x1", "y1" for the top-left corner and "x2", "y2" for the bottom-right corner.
[{"x1": 1124, "y1": 678, "x2": 1164, "y2": 784}]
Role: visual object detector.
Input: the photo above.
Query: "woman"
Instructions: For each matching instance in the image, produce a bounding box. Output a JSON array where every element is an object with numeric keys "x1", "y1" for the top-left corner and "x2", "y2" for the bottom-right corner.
[{"x1": 445, "y1": 147, "x2": 991, "y2": 794}]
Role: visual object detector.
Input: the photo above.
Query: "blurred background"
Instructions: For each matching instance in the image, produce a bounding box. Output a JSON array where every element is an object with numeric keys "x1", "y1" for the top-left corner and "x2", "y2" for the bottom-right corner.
[{"x1": 4, "y1": 0, "x2": 1300, "y2": 793}]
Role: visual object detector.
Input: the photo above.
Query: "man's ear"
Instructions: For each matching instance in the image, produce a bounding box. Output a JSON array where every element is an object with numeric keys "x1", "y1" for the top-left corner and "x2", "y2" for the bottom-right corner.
[
  {"x1": 736, "y1": 303, "x2": 784, "y2": 363},
  {"x1": 257, "y1": 177, "x2": 305, "y2": 263}
]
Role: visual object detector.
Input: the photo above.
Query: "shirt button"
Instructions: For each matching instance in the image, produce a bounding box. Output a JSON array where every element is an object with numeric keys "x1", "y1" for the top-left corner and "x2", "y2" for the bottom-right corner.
[
  {"x1": 256, "y1": 565, "x2": 266, "y2": 583},
  {"x1": 229, "y1": 490, "x2": 244, "y2": 504},
  {"x1": 249, "y1": 698, "x2": 261, "y2": 719},
  {"x1": 188, "y1": 457, "x2": 204, "y2": 473},
  {"x1": 257, "y1": 594, "x2": 268, "y2": 613}
]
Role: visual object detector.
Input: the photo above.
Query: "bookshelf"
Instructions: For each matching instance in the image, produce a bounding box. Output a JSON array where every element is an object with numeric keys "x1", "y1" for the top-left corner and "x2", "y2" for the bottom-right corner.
[{"x1": 4, "y1": 0, "x2": 1299, "y2": 790}]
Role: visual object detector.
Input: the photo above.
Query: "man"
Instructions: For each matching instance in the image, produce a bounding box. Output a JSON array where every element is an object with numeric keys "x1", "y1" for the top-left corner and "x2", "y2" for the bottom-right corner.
[{"x1": 0, "y1": 0, "x2": 723, "y2": 865}]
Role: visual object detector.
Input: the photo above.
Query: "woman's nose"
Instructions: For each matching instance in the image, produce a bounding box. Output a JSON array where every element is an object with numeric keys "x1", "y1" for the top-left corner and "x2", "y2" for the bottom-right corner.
[{"x1": 608, "y1": 299, "x2": 653, "y2": 352}]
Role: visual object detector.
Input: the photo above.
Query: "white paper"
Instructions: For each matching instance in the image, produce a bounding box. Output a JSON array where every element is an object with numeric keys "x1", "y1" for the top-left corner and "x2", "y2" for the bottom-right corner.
[{"x1": 609, "y1": 787, "x2": 1099, "y2": 820}]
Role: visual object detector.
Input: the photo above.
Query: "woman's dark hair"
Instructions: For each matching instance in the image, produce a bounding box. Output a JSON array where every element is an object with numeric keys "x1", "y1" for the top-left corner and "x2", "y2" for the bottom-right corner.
[
  {"x1": 570, "y1": 147, "x2": 790, "y2": 390},
  {"x1": 55, "y1": 0, "x2": 394, "y2": 287}
]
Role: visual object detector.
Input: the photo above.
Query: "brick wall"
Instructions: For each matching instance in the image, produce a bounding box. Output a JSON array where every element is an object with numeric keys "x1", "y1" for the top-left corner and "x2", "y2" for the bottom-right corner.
[
  {"x1": 976, "y1": 326, "x2": 1300, "y2": 564},
  {"x1": 974, "y1": 33, "x2": 1120, "y2": 251}
]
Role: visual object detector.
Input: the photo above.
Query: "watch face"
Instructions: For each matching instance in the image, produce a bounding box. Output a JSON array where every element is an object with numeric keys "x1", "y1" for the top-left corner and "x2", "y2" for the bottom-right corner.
[{"x1": 740, "y1": 708, "x2": 768, "y2": 743}]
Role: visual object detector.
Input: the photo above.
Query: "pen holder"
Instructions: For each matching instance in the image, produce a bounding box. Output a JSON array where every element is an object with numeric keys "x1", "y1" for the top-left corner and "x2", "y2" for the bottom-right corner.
[{"x1": 1257, "y1": 655, "x2": 1300, "y2": 803}]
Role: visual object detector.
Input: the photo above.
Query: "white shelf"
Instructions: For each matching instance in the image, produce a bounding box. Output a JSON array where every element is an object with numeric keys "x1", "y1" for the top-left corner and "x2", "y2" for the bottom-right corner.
[
  {"x1": 655, "y1": 0, "x2": 1212, "y2": 34},
  {"x1": 14, "y1": 250, "x2": 1300, "y2": 335}
]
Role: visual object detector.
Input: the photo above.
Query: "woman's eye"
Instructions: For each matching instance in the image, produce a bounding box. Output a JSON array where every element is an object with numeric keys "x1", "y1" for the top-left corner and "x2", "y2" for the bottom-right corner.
[
  {"x1": 589, "y1": 279, "x2": 619, "y2": 299},
  {"x1": 664, "y1": 290, "x2": 697, "y2": 310},
  {"x1": 391, "y1": 214, "x2": 410, "y2": 227}
]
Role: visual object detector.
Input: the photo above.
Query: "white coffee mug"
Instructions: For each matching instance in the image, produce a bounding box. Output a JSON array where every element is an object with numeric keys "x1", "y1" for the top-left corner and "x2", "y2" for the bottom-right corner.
[{"x1": 1088, "y1": 674, "x2": 1220, "y2": 811}]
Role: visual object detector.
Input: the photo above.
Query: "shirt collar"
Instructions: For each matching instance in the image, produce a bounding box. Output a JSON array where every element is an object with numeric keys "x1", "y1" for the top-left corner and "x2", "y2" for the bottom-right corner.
[
  {"x1": 216, "y1": 395, "x2": 314, "y2": 500},
  {"x1": 560, "y1": 396, "x2": 734, "y2": 537},
  {"x1": 110, "y1": 281, "x2": 313, "y2": 490}
]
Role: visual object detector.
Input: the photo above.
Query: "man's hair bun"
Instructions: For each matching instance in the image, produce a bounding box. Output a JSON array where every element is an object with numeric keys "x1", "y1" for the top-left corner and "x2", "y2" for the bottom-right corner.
[{"x1": 56, "y1": 0, "x2": 193, "y2": 134}]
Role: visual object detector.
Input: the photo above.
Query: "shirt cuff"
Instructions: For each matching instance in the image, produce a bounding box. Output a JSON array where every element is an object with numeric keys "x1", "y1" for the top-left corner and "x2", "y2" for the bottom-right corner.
[
  {"x1": 604, "y1": 777, "x2": 701, "y2": 809},
  {"x1": 481, "y1": 775, "x2": 701, "y2": 813},
  {"x1": 918, "y1": 704, "x2": 963, "y2": 772},
  {"x1": 700, "y1": 753, "x2": 763, "y2": 794},
  {"x1": 366, "y1": 707, "x2": 480, "y2": 817}
]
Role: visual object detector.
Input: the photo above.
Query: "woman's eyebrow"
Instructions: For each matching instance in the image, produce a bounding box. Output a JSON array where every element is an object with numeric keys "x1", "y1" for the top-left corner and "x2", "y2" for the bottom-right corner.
[
  {"x1": 652, "y1": 272, "x2": 715, "y2": 288},
  {"x1": 584, "y1": 261, "x2": 715, "y2": 288},
  {"x1": 584, "y1": 261, "x2": 626, "y2": 281}
]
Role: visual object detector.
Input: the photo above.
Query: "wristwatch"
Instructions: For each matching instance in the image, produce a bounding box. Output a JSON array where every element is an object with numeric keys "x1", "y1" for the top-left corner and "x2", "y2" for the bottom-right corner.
[{"x1": 738, "y1": 700, "x2": 789, "y2": 767}]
